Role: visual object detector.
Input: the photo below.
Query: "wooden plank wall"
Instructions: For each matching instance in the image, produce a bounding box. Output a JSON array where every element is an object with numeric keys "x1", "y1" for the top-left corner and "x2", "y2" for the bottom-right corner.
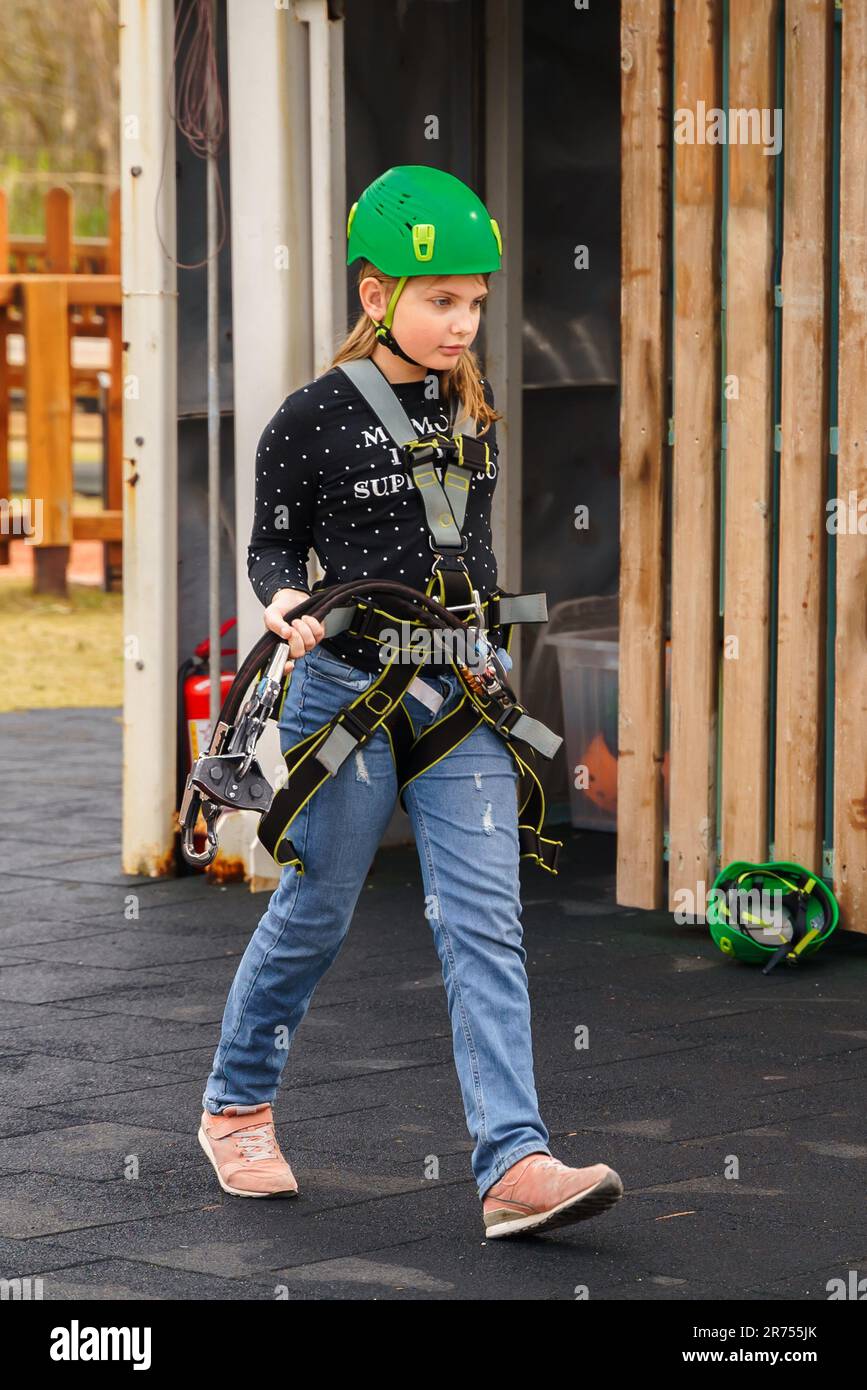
[
  {"x1": 618, "y1": 0, "x2": 867, "y2": 933},
  {"x1": 834, "y1": 2, "x2": 867, "y2": 928}
]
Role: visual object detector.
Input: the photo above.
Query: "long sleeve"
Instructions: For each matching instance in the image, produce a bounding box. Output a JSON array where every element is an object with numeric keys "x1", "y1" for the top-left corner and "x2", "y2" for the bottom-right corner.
[{"x1": 247, "y1": 395, "x2": 316, "y2": 606}]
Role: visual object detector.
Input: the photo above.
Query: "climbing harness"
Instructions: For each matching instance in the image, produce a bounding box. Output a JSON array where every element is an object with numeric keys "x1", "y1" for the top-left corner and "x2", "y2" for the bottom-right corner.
[
  {"x1": 706, "y1": 860, "x2": 839, "y2": 973},
  {"x1": 187, "y1": 354, "x2": 565, "y2": 877},
  {"x1": 335, "y1": 353, "x2": 501, "y2": 617},
  {"x1": 179, "y1": 578, "x2": 564, "y2": 876},
  {"x1": 178, "y1": 363, "x2": 562, "y2": 873}
]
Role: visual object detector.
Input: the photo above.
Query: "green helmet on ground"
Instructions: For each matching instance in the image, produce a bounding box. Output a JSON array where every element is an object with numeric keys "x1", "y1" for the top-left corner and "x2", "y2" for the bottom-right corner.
[
  {"x1": 706, "y1": 860, "x2": 839, "y2": 971},
  {"x1": 346, "y1": 164, "x2": 502, "y2": 364}
]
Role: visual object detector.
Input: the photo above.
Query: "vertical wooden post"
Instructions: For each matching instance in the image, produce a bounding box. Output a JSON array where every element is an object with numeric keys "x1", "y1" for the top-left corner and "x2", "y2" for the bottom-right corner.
[
  {"x1": 834, "y1": 0, "x2": 867, "y2": 932},
  {"x1": 44, "y1": 188, "x2": 75, "y2": 593},
  {"x1": 0, "y1": 189, "x2": 9, "y2": 568},
  {"x1": 105, "y1": 188, "x2": 123, "y2": 590},
  {"x1": 617, "y1": 0, "x2": 670, "y2": 909},
  {"x1": 668, "y1": 0, "x2": 722, "y2": 911},
  {"x1": 44, "y1": 188, "x2": 73, "y2": 273},
  {"x1": 720, "y1": 0, "x2": 778, "y2": 865},
  {"x1": 24, "y1": 278, "x2": 72, "y2": 594},
  {"x1": 774, "y1": 0, "x2": 833, "y2": 870}
]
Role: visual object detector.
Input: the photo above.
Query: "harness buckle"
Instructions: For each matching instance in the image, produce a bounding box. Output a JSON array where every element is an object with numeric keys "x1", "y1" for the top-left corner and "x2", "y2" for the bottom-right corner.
[
  {"x1": 492, "y1": 703, "x2": 522, "y2": 738},
  {"x1": 447, "y1": 587, "x2": 486, "y2": 631},
  {"x1": 404, "y1": 437, "x2": 455, "y2": 468},
  {"x1": 336, "y1": 703, "x2": 372, "y2": 746},
  {"x1": 347, "y1": 601, "x2": 381, "y2": 642},
  {"x1": 428, "y1": 535, "x2": 470, "y2": 580},
  {"x1": 428, "y1": 534, "x2": 468, "y2": 556}
]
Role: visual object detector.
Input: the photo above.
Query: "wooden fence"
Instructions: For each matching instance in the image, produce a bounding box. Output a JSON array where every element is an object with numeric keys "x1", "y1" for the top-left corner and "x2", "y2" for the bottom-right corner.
[
  {"x1": 619, "y1": 0, "x2": 866, "y2": 934},
  {"x1": 0, "y1": 186, "x2": 123, "y2": 591}
]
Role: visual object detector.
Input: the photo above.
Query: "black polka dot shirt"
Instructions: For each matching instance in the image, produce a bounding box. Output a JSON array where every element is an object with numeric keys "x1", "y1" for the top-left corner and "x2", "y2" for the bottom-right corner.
[{"x1": 247, "y1": 365, "x2": 501, "y2": 673}]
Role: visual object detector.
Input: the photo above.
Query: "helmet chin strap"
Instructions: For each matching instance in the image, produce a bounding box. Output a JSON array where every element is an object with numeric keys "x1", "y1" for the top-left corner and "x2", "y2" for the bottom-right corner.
[
  {"x1": 373, "y1": 321, "x2": 425, "y2": 367},
  {"x1": 371, "y1": 274, "x2": 426, "y2": 368}
]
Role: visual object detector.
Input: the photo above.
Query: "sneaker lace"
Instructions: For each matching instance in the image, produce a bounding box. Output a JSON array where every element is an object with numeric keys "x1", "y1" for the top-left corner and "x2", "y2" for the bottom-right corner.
[
  {"x1": 531, "y1": 1156, "x2": 561, "y2": 1173},
  {"x1": 235, "y1": 1123, "x2": 279, "y2": 1163}
]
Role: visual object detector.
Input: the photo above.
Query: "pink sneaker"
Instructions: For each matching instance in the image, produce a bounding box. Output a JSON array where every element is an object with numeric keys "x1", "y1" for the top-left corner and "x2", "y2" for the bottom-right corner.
[
  {"x1": 198, "y1": 1103, "x2": 299, "y2": 1198},
  {"x1": 482, "y1": 1152, "x2": 623, "y2": 1238}
]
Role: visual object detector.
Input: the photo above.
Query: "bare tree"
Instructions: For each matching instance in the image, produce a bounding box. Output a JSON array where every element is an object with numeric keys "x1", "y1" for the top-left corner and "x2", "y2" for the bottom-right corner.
[{"x1": 0, "y1": 0, "x2": 119, "y2": 234}]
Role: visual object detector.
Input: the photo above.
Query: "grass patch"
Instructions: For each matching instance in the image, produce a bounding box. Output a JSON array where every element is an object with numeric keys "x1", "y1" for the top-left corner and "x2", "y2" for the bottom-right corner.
[{"x1": 0, "y1": 578, "x2": 123, "y2": 711}]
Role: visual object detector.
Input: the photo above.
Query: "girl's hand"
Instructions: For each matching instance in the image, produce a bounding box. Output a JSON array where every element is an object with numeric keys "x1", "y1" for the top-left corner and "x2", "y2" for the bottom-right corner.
[{"x1": 264, "y1": 588, "x2": 326, "y2": 675}]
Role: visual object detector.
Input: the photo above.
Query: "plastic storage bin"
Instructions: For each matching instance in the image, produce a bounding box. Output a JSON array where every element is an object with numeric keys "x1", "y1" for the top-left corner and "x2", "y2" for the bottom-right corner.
[{"x1": 548, "y1": 626, "x2": 670, "y2": 832}]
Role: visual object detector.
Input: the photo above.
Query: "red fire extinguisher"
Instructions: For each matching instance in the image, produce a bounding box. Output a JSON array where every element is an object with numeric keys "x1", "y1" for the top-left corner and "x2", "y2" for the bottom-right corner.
[{"x1": 176, "y1": 618, "x2": 238, "y2": 869}]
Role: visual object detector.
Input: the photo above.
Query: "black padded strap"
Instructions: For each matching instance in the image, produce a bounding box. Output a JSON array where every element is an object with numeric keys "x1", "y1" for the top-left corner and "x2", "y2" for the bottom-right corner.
[
  {"x1": 258, "y1": 657, "x2": 418, "y2": 866},
  {"x1": 260, "y1": 602, "x2": 564, "y2": 875}
]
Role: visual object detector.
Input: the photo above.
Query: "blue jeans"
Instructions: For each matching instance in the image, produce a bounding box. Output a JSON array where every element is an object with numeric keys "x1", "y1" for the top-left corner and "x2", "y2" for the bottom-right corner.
[{"x1": 201, "y1": 640, "x2": 552, "y2": 1199}]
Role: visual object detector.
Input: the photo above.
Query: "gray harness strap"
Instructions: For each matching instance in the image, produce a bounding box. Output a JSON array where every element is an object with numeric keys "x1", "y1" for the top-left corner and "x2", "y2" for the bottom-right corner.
[
  {"x1": 322, "y1": 591, "x2": 551, "y2": 639},
  {"x1": 337, "y1": 358, "x2": 480, "y2": 547},
  {"x1": 332, "y1": 358, "x2": 550, "y2": 631},
  {"x1": 497, "y1": 593, "x2": 548, "y2": 624},
  {"x1": 338, "y1": 357, "x2": 464, "y2": 445}
]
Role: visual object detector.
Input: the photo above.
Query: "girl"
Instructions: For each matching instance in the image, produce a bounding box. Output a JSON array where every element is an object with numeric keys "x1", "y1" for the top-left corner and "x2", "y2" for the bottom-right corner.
[{"x1": 198, "y1": 165, "x2": 623, "y2": 1239}]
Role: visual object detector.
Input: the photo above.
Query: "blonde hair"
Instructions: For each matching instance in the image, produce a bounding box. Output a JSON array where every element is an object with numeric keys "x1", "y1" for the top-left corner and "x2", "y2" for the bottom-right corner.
[{"x1": 329, "y1": 262, "x2": 502, "y2": 441}]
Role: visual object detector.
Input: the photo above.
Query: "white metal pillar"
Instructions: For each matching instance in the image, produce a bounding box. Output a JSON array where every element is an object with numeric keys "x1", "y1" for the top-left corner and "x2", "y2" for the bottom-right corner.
[
  {"x1": 120, "y1": 0, "x2": 179, "y2": 875},
  {"x1": 226, "y1": 0, "x2": 346, "y2": 889},
  {"x1": 485, "y1": 0, "x2": 524, "y2": 692}
]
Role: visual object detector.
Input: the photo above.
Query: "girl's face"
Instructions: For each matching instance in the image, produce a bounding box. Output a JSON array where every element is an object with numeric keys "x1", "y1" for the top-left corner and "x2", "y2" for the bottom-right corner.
[{"x1": 366, "y1": 274, "x2": 488, "y2": 372}]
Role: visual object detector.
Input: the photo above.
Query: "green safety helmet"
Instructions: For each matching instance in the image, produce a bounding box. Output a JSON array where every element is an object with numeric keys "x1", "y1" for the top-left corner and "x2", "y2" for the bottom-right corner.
[
  {"x1": 707, "y1": 860, "x2": 839, "y2": 974},
  {"x1": 346, "y1": 164, "x2": 502, "y2": 367}
]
